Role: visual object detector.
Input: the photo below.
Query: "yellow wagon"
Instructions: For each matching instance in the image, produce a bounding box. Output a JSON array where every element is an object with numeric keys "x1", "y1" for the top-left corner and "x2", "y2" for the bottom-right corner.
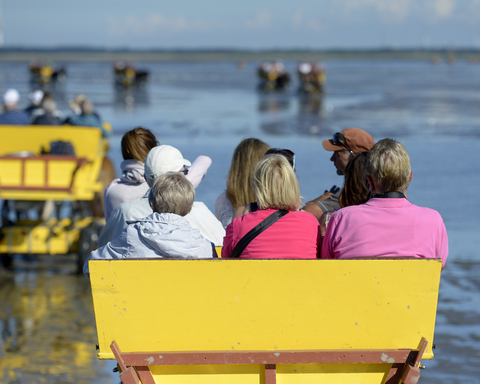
[{"x1": 0, "y1": 124, "x2": 111, "y2": 272}]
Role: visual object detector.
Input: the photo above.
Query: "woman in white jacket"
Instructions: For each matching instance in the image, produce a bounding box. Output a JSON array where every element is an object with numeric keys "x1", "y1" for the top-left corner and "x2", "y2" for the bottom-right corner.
[
  {"x1": 104, "y1": 127, "x2": 212, "y2": 220},
  {"x1": 84, "y1": 172, "x2": 215, "y2": 275}
]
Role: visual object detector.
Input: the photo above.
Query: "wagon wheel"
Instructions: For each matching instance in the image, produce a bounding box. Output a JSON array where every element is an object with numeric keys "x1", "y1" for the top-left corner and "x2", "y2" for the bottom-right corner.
[
  {"x1": 76, "y1": 220, "x2": 104, "y2": 274},
  {"x1": 0, "y1": 253, "x2": 13, "y2": 270}
]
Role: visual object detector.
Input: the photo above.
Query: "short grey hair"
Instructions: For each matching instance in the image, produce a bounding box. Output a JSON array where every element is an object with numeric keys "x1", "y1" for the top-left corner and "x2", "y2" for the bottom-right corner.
[
  {"x1": 148, "y1": 172, "x2": 194, "y2": 216},
  {"x1": 42, "y1": 99, "x2": 57, "y2": 115},
  {"x1": 366, "y1": 138, "x2": 411, "y2": 194}
]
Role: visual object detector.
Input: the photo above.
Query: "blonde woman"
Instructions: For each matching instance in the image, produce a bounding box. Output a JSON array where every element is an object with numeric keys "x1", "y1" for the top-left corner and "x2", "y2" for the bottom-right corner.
[
  {"x1": 222, "y1": 155, "x2": 321, "y2": 259},
  {"x1": 215, "y1": 138, "x2": 270, "y2": 228}
]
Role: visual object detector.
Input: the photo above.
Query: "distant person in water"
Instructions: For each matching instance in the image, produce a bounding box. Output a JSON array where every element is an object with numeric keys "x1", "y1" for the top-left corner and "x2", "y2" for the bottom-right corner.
[
  {"x1": 24, "y1": 90, "x2": 44, "y2": 118},
  {"x1": 32, "y1": 99, "x2": 62, "y2": 125},
  {"x1": 64, "y1": 97, "x2": 108, "y2": 137},
  {"x1": 0, "y1": 89, "x2": 30, "y2": 125}
]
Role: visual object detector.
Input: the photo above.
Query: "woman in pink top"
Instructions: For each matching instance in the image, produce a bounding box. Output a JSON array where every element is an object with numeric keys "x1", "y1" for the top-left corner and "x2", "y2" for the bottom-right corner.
[{"x1": 222, "y1": 154, "x2": 321, "y2": 259}]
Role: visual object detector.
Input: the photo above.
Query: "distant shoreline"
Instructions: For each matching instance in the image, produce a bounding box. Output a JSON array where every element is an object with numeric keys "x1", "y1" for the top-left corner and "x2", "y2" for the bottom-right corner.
[{"x1": 0, "y1": 48, "x2": 479, "y2": 62}]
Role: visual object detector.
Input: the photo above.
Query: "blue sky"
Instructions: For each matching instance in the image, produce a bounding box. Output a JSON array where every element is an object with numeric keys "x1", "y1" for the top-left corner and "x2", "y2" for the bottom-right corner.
[{"x1": 3, "y1": 0, "x2": 480, "y2": 49}]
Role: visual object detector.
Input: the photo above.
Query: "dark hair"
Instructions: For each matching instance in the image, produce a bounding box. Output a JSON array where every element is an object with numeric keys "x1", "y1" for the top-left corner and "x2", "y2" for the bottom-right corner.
[
  {"x1": 339, "y1": 152, "x2": 370, "y2": 208},
  {"x1": 121, "y1": 127, "x2": 158, "y2": 162},
  {"x1": 264, "y1": 148, "x2": 295, "y2": 170}
]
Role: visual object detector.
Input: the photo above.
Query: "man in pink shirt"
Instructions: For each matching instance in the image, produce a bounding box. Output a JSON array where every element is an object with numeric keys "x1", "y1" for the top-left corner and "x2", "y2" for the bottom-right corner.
[{"x1": 322, "y1": 138, "x2": 448, "y2": 269}]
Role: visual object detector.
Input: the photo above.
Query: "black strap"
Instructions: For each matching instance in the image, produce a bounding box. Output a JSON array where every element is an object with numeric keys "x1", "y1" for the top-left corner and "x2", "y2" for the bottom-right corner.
[
  {"x1": 373, "y1": 192, "x2": 406, "y2": 199},
  {"x1": 230, "y1": 210, "x2": 289, "y2": 258}
]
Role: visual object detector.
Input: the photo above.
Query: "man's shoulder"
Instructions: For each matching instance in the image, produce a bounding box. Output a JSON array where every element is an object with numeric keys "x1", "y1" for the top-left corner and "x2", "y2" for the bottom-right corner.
[{"x1": 0, "y1": 110, "x2": 30, "y2": 124}]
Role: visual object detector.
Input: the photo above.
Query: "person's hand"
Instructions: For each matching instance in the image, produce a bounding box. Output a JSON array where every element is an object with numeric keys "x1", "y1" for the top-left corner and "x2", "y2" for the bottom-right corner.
[{"x1": 324, "y1": 185, "x2": 340, "y2": 195}]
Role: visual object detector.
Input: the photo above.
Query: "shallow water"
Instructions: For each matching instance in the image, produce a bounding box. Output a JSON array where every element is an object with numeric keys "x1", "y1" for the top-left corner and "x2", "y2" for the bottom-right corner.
[{"x1": 1, "y1": 59, "x2": 480, "y2": 383}]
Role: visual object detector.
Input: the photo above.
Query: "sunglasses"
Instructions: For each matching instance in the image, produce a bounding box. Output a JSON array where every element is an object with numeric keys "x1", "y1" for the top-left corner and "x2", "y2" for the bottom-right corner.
[
  {"x1": 332, "y1": 132, "x2": 354, "y2": 154},
  {"x1": 179, "y1": 166, "x2": 189, "y2": 175},
  {"x1": 265, "y1": 148, "x2": 295, "y2": 170}
]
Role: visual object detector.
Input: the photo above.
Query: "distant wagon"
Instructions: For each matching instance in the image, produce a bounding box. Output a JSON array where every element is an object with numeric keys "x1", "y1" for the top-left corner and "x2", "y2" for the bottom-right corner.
[
  {"x1": 29, "y1": 61, "x2": 66, "y2": 84},
  {"x1": 257, "y1": 61, "x2": 290, "y2": 92},
  {"x1": 113, "y1": 61, "x2": 149, "y2": 88},
  {"x1": 297, "y1": 61, "x2": 326, "y2": 94}
]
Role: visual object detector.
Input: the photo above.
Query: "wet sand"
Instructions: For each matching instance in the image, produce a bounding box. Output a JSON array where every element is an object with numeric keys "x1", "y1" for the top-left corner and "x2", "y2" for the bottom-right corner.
[{"x1": 0, "y1": 256, "x2": 116, "y2": 383}]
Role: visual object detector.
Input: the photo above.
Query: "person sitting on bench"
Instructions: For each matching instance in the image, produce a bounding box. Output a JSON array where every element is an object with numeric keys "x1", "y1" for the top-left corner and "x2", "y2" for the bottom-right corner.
[
  {"x1": 83, "y1": 172, "x2": 215, "y2": 275},
  {"x1": 322, "y1": 138, "x2": 448, "y2": 269},
  {"x1": 222, "y1": 154, "x2": 321, "y2": 259}
]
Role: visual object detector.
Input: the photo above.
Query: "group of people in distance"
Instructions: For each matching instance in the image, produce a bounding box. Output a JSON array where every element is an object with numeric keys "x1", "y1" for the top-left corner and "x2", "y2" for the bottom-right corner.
[
  {"x1": 0, "y1": 88, "x2": 108, "y2": 137},
  {"x1": 83, "y1": 124, "x2": 448, "y2": 274}
]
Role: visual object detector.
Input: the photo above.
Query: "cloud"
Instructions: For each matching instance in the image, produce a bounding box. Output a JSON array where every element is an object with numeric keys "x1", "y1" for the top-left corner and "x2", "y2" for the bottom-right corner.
[
  {"x1": 337, "y1": 0, "x2": 414, "y2": 23},
  {"x1": 468, "y1": 0, "x2": 480, "y2": 20},
  {"x1": 106, "y1": 14, "x2": 210, "y2": 37},
  {"x1": 424, "y1": 0, "x2": 456, "y2": 22},
  {"x1": 292, "y1": 8, "x2": 304, "y2": 27},
  {"x1": 246, "y1": 11, "x2": 273, "y2": 30}
]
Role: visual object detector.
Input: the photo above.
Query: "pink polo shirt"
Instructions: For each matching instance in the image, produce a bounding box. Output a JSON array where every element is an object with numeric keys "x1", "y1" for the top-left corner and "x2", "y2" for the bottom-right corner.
[
  {"x1": 321, "y1": 198, "x2": 448, "y2": 268},
  {"x1": 222, "y1": 208, "x2": 321, "y2": 259}
]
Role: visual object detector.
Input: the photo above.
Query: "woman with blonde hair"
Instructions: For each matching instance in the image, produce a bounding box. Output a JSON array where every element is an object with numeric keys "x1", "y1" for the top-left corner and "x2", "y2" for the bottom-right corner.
[
  {"x1": 215, "y1": 138, "x2": 270, "y2": 228},
  {"x1": 222, "y1": 154, "x2": 321, "y2": 259}
]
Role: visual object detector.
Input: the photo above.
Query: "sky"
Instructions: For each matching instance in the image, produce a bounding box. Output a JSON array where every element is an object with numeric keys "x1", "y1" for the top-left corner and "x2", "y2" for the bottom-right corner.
[{"x1": 2, "y1": 0, "x2": 480, "y2": 49}]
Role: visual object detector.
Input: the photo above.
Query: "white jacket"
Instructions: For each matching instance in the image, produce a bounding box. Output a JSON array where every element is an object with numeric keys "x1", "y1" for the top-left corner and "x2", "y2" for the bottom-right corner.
[
  {"x1": 103, "y1": 156, "x2": 213, "y2": 220},
  {"x1": 84, "y1": 212, "x2": 214, "y2": 275},
  {"x1": 103, "y1": 160, "x2": 148, "y2": 221}
]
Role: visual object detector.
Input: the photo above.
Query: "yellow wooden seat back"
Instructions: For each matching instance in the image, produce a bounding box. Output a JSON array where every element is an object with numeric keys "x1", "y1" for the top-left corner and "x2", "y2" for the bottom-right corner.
[
  {"x1": 90, "y1": 258, "x2": 441, "y2": 383},
  {"x1": 0, "y1": 125, "x2": 107, "y2": 200}
]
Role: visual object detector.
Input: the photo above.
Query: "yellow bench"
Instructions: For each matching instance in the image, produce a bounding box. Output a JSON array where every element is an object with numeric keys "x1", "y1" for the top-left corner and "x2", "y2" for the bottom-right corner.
[{"x1": 89, "y1": 258, "x2": 442, "y2": 384}]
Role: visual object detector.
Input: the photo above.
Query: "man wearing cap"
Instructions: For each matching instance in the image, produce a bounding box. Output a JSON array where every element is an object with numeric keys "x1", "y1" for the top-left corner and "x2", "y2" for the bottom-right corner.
[
  {"x1": 0, "y1": 89, "x2": 30, "y2": 125},
  {"x1": 303, "y1": 128, "x2": 375, "y2": 220},
  {"x1": 97, "y1": 145, "x2": 225, "y2": 248},
  {"x1": 322, "y1": 138, "x2": 448, "y2": 269}
]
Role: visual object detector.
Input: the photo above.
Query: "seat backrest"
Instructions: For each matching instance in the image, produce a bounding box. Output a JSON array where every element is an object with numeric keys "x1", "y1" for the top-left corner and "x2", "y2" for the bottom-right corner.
[
  {"x1": 90, "y1": 258, "x2": 442, "y2": 360},
  {"x1": 0, "y1": 125, "x2": 103, "y2": 160}
]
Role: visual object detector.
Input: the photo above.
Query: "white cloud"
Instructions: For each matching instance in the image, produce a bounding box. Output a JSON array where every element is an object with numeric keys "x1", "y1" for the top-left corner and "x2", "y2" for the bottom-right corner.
[
  {"x1": 424, "y1": 0, "x2": 456, "y2": 22},
  {"x1": 376, "y1": 2, "x2": 414, "y2": 23},
  {"x1": 106, "y1": 14, "x2": 210, "y2": 37},
  {"x1": 468, "y1": 0, "x2": 480, "y2": 20},
  {"x1": 292, "y1": 8, "x2": 304, "y2": 27},
  {"x1": 306, "y1": 19, "x2": 326, "y2": 32},
  {"x1": 246, "y1": 11, "x2": 273, "y2": 30},
  {"x1": 340, "y1": 0, "x2": 414, "y2": 23}
]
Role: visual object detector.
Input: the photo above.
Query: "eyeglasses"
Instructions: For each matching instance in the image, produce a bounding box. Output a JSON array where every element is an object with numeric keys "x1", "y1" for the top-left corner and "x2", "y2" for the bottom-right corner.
[
  {"x1": 265, "y1": 148, "x2": 296, "y2": 170},
  {"x1": 180, "y1": 166, "x2": 189, "y2": 175},
  {"x1": 332, "y1": 132, "x2": 354, "y2": 154}
]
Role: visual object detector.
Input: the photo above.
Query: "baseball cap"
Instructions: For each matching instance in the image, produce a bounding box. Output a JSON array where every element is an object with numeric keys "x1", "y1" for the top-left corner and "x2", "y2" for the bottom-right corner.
[
  {"x1": 3, "y1": 89, "x2": 20, "y2": 106},
  {"x1": 28, "y1": 90, "x2": 44, "y2": 106},
  {"x1": 322, "y1": 128, "x2": 375, "y2": 154},
  {"x1": 144, "y1": 145, "x2": 191, "y2": 182}
]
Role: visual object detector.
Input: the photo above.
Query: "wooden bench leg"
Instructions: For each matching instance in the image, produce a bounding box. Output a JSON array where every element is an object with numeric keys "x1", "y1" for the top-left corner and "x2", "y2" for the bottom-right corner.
[
  {"x1": 265, "y1": 364, "x2": 276, "y2": 384},
  {"x1": 399, "y1": 337, "x2": 428, "y2": 384},
  {"x1": 111, "y1": 340, "x2": 141, "y2": 384},
  {"x1": 400, "y1": 365, "x2": 421, "y2": 384}
]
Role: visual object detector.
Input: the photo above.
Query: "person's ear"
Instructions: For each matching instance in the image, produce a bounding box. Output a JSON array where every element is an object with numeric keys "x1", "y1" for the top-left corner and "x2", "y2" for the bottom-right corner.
[
  {"x1": 366, "y1": 175, "x2": 377, "y2": 195},
  {"x1": 409, "y1": 172, "x2": 413, "y2": 184}
]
